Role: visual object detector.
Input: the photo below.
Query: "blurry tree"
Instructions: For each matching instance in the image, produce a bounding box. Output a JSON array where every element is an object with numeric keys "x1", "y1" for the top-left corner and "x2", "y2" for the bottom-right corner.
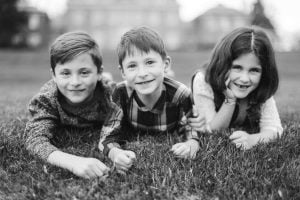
[
  {"x1": 0, "y1": 0, "x2": 27, "y2": 47},
  {"x1": 250, "y1": 0, "x2": 275, "y2": 32}
]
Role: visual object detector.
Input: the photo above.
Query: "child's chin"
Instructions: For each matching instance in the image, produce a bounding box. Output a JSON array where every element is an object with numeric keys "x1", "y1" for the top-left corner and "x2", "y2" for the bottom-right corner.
[
  {"x1": 67, "y1": 98, "x2": 85, "y2": 105},
  {"x1": 135, "y1": 88, "x2": 155, "y2": 95},
  {"x1": 234, "y1": 92, "x2": 248, "y2": 99}
]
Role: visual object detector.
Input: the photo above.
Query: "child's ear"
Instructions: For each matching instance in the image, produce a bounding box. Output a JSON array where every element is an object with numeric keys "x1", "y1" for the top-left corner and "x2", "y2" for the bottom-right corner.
[
  {"x1": 164, "y1": 56, "x2": 171, "y2": 73},
  {"x1": 118, "y1": 65, "x2": 126, "y2": 79}
]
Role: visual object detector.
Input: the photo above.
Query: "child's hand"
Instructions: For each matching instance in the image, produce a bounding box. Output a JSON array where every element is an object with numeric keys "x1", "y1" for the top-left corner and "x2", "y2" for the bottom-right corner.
[
  {"x1": 186, "y1": 106, "x2": 206, "y2": 132},
  {"x1": 108, "y1": 148, "x2": 136, "y2": 173},
  {"x1": 223, "y1": 76, "x2": 236, "y2": 102},
  {"x1": 171, "y1": 139, "x2": 199, "y2": 159},
  {"x1": 70, "y1": 157, "x2": 110, "y2": 179},
  {"x1": 229, "y1": 130, "x2": 258, "y2": 150}
]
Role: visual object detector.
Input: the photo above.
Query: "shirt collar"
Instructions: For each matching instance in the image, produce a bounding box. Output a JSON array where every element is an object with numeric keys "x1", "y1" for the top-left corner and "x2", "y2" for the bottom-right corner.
[{"x1": 131, "y1": 84, "x2": 166, "y2": 114}]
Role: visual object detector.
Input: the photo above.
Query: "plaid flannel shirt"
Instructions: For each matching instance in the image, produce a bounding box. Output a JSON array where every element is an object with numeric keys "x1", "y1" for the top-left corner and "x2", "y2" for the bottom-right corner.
[{"x1": 99, "y1": 77, "x2": 199, "y2": 156}]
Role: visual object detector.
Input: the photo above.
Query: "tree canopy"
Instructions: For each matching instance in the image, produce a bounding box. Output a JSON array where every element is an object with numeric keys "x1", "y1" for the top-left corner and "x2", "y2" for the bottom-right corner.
[
  {"x1": 0, "y1": 0, "x2": 27, "y2": 47},
  {"x1": 250, "y1": 0, "x2": 275, "y2": 31}
]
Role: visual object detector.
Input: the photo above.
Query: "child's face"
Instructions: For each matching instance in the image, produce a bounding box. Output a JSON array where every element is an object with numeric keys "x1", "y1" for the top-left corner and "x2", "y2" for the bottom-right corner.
[
  {"x1": 52, "y1": 53, "x2": 101, "y2": 105},
  {"x1": 228, "y1": 53, "x2": 262, "y2": 99},
  {"x1": 120, "y1": 47, "x2": 170, "y2": 99}
]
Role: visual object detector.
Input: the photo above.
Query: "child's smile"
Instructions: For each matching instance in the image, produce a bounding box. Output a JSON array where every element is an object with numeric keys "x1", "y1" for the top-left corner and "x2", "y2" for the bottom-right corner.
[
  {"x1": 233, "y1": 83, "x2": 251, "y2": 89},
  {"x1": 135, "y1": 79, "x2": 155, "y2": 85}
]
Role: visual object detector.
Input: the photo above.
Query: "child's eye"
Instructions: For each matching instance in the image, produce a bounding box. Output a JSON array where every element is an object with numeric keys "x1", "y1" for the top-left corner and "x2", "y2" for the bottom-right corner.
[
  {"x1": 127, "y1": 64, "x2": 136, "y2": 69},
  {"x1": 60, "y1": 71, "x2": 70, "y2": 76},
  {"x1": 81, "y1": 70, "x2": 90, "y2": 75},
  {"x1": 250, "y1": 68, "x2": 262, "y2": 73},
  {"x1": 146, "y1": 60, "x2": 155, "y2": 65}
]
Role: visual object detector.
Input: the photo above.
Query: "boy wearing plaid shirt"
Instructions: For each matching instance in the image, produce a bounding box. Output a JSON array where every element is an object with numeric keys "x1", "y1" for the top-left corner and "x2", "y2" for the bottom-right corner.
[{"x1": 99, "y1": 27, "x2": 205, "y2": 173}]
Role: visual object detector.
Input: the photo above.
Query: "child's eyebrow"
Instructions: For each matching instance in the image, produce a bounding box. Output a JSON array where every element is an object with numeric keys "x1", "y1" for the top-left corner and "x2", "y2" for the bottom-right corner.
[
  {"x1": 125, "y1": 61, "x2": 137, "y2": 65},
  {"x1": 231, "y1": 64, "x2": 242, "y2": 67},
  {"x1": 78, "y1": 67, "x2": 91, "y2": 70}
]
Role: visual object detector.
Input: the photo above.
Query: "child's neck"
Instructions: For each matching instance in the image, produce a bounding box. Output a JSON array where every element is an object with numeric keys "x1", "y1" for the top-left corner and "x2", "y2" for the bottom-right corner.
[{"x1": 137, "y1": 86, "x2": 163, "y2": 110}]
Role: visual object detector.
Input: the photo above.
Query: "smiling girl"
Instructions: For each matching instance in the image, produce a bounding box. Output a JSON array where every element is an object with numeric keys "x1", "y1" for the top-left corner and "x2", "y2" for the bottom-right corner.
[{"x1": 192, "y1": 27, "x2": 283, "y2": 150}]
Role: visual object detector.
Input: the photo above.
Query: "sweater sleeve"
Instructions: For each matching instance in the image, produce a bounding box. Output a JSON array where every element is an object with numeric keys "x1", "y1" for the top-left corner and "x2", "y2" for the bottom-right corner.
[
  {"x1": 259, "y1": 96, "x2": 283, "y2": 136},
  {"x1": 177, "y1": 85, "x2": 199, "y2": 140},
  {"x1": 23, "y1": 94, "x2": 60, "y2": 161},
  {"x1": 192, "y1": 71, "x2": 216, "y2": 124},
  {"x1": 98, "y1": 86, "x2": 127, "y2": 156}
]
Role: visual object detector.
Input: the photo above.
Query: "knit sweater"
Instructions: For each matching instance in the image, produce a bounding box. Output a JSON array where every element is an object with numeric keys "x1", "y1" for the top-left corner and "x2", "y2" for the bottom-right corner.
[{"x1": 23, "y1": 79, "x2": 113, "y2": 161}]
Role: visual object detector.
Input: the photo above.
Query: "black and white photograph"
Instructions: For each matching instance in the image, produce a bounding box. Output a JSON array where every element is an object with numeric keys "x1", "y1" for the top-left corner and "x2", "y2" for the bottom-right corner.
[{"x1": 1, "y1": 0, "x2": 299, "y2": 199}]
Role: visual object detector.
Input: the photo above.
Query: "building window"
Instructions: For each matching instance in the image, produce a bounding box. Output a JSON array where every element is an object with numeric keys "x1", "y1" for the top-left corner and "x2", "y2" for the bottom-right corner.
[
  {"x1": 27, "y1": 33, "x2": 42, "y2": 47},
  {"x1": 28, "y1": 14, "x2": 40, "y2": 30}
]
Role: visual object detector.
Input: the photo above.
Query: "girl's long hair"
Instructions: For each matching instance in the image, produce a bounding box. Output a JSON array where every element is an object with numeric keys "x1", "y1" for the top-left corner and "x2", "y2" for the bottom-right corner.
[{"x1": 205, "y1": 26, "x2": 279, "y2": 109}]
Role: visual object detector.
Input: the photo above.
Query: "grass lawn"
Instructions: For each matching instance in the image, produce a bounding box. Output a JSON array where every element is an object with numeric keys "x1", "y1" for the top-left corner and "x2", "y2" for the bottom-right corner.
[{"x1": 0, "y1": 50, "x2": 299, "y2": 199}]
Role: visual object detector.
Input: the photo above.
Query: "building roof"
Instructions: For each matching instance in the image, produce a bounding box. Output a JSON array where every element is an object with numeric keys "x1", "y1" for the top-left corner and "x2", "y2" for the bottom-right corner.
[{"x1": 197, "y1": 4, "x2": 247, "y2": 18}]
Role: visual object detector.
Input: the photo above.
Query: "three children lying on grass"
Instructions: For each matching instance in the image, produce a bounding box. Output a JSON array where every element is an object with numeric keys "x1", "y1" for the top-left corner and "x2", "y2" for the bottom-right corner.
[{"x1": 24, "y1": 26, "x2": 282, "y2": 178}]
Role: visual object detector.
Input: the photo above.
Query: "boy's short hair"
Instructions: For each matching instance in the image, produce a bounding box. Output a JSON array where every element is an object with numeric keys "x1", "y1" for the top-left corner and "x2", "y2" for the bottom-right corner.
[
  {"x1": 117, "y1": 26, "x2": 167, "y2": 68},
  {"x1": 50, "y1": 31, "x2": 103, "y2": 73}
]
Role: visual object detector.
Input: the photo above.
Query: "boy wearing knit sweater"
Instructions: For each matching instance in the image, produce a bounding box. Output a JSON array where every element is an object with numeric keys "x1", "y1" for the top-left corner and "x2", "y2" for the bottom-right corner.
[{"x1": 24, "y1": 31, "x2": 112, "y2": 179}]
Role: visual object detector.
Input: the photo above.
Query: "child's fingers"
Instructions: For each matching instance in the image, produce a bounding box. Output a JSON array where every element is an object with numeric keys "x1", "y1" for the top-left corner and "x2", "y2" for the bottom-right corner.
[
  {"x1": 231, "y1": 138, "x2": 245, "y2": 144},
  {"x1": 116, "y1": 154, "x2": 133, "y2": 166},
  {"x1": 126, "y1": 151, "x2": 136, "y2": 161},
  {"x1": 188, "y1": 117, "x2": 206, "y2": 128},
  {"x1": 172, "y1": 144, "x2": 189, "y2": 156},
  {"x1": 225, "y1": 77, "x2": 230, "y2": 88},
  {"x1": 171, "y1": 143, "x2": 182, "y2": 151},
  {"x1": 93, "y1": 165, "x2": 107, "y2": 177},
  {"x1": 229, "y1": 131, "x2": 242, "y2": 140},
  {"x1": 115, "y1": 167, "x2": 128, "y2": 175},
  {"x1": 180, "y1": 115, "x2": 187, "y2": 125},
  {"x1": 225, "y1": 70, "x2": 231, "y2": 86},
  {"x1": 192, "y1": 105, "x2": 198, "y2": 117},
  {"x1": 96, "y1": 160, "x2": 110, "y2": 174},
  {"x1": 115, "y1": 161, "x2": 131, "y2": 170}
]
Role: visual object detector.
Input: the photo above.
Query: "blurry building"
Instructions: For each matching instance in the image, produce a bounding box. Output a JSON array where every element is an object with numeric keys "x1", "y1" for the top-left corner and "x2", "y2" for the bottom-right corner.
[
  {"x1": 189, "y1": 4, "x2": 249, "y2": 49},
  {"x1": 64, "y1": 0, "x2": 183, "y2": 50},
  {"x1": 250, "y1": 0, "x2": 279, "y2": 50},
  {"x1": 16, "y1": 0, "x2": 50, "y2": 48}
]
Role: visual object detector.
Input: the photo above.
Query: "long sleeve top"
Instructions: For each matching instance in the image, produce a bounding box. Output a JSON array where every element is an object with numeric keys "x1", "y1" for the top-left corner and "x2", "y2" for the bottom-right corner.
[
  {"x1": 193, "y1": 71, "x2": 283, "y2": 135},
  {"x1": 24, "y1": 79, "x2": 113, "y2": 161}
]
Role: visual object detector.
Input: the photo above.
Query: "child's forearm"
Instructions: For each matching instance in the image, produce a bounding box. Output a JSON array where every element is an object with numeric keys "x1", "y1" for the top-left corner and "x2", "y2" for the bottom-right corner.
[
  {"x1": 47, "y1": 151, "x2": 79, "y2": 170},
  {"x1": 209, "y1": 101, "x2": 236, "y2": 131}
]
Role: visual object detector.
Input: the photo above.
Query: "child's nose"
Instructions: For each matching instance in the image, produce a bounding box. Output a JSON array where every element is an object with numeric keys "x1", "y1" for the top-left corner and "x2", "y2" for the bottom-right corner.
[
  {"x1": 137, "y1": 66, "x2": 147, "y2": 77},
  {"x1": 70, "y1": 75, "x2": 81, "y2": 86},
  {"x1": 240, "y1": 72, "x2": 250, "y2": 82}
]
